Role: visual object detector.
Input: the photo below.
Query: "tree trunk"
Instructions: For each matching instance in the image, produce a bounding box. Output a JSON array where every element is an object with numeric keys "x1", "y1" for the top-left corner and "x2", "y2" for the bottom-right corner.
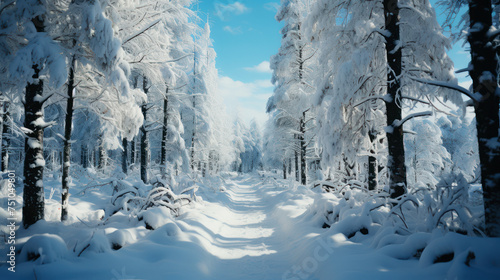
[
  {"x1": 299, "y1": 112, "x2": 307, "y2": 185},
  {"x1": 190, "y1": 95, "x2": 196, "y2": 171},
  {"x1": 140, "y1": 76, "x2": 149, "y2": 183},
  {"x1": 294, "y1": 149, "x2": 299, "y2": 182},
  {"x1": 61, "y1": 57, "x2": 76, "y2": 221},
  {"x1": 383, "y1": 0, "x2": 407, "y2": 199},
  {"x1": 283, "y1": 159, "x2": 287, "y2": 179},
  {"x1": 130, "y1": 138, "x2": 135, "y2": 165},
  {"x1": 191, "y1": 96, "x2": 196, "y2": 171},
  {"x1": 368, "y1": 130, "x2": 377, "y2": 191},
  {"x1": 23, "y1": 16, "x2": 46, "y2": 229},
  {"x1": 93, "y1": 147, "x2": 97, "y2": 168},
  {"x1": 0, "y1": 94, "x2": 3, "y2": 171},
  {"x1": 81, "y1": 144, "x2": 88, "y2": 169},
  {"x1": 160, "y1": 87, "x2": 169, "y2": 176},
  {"x1": 122, "y1": 138, "x2": 128, "y2": 174},
  {"x1": 1, "y1": 100, "x2": 10, "y2": 171},
  {"x1": 98, "y1": 137, "x2": 106, "y2": 170},
  {"x1": 468, "y1": 0, "x2": 500, "y2": 237}
]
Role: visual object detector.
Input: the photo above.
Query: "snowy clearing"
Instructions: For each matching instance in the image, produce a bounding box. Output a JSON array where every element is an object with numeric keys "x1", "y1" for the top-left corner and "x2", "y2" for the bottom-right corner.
[{"x1": 2, "y1": 172, "x2": 499, "y2": 279}]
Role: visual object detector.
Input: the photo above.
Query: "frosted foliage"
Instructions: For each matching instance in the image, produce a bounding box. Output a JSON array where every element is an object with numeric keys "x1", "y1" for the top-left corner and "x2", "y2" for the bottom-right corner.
[
  {"x1": 266, "y1": 0, "x2": 317, "y2": 171},
  {"x1": 98, "y1": 94, "x2": 144, "y2": 149},
  {"x1": 240, "y1": 120, "x2": 262, "y2": 172},
  {"x1": 306, "y1": 0, "x2": 386, "y2": 174},
  {"x1": 182, "y1": 21, "x2": 236, "y2": 170},
  {"x1": 437, "y1": 115, "x2": 480, "y2": 183},
  {"x1": 305, "y1": 0, "x2": 461, "y2": 182},
  {"x1": 80, "y1": 0, "x2": 130, "y2": 98},
  {"x1": 10, "y1": 32, "x2": 67, "y2": 87},
  {"x1": 400, "y1": 0, "x2": 462, "y2": 107},
  {"x1": 405, "y1": 119, "x2": 451, "y2": 188}
]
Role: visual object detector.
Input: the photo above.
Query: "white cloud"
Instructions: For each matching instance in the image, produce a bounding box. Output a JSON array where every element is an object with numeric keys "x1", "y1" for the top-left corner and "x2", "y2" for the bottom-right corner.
[
  {"x1": 244, "y1": 61, "x2": 273, "y2": 74},
  {"x1": 223, "y1": 25, "x2": 242, "y2": 34},
  {"x1": 215, "y1": 2, "x2": 249, "y2": 20},
  {"x1": 218, "y1": 76, "x2": 255, "y2": 99},
  {"x1": 217, "y1": 75, "x2": 273, "y2": 126},
  {"x1": 264, "y1": 2, "x2": 280, "y2": 12},
  {"x1": 254, "y1": 79, "x2": 273, "y2": 88}
]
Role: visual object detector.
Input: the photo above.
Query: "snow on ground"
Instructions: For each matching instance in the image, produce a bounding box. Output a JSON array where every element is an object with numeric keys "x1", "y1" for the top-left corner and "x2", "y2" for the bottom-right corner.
[{"x1": 1, "y1": 171, "x2": 500, "y2": 279}]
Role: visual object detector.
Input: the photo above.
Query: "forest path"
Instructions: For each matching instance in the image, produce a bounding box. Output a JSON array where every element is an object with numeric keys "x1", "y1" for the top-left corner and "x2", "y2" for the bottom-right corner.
[{"x1": 181, "y1": 174, "x2": 305, "y2": 280}]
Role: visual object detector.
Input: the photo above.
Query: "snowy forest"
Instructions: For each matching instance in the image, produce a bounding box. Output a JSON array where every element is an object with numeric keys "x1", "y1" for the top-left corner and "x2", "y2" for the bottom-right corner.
[{"x1": 0, "y1": 0, "x2": 499, "y2": 279}]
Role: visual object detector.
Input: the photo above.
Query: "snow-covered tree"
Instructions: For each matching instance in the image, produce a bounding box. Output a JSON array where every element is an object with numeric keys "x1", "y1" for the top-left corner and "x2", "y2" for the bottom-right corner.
[
  {"x1": 436, "y1": 0, "x2": 500, "y2": 236},
  {"x1": 437, "y1": 114, "x2": 480, "y2": 184},
  {"x1": 405, "y1": 118, "x2": 451, "y2": 188},
  {"x1": 267, "y1": 0, "x2": 316, "y2": 184},
  {"x1": 182, "y1": 21, "x2": 234, "y2": 175},
  {"x1": 306, "y1": 0, "x2": 459, "y2": 195},
  {"x1": 6, "y1": 0, "x2": 67, "y2": 228}
]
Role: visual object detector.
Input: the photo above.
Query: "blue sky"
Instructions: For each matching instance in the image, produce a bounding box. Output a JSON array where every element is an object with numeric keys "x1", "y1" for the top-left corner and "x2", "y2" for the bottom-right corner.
[
  {"x1": 196, "y1": 1, "x2": 472, "y2": 126},
  {"x1": 197, "y1": 0, "x2": 282, "y2": 125}
]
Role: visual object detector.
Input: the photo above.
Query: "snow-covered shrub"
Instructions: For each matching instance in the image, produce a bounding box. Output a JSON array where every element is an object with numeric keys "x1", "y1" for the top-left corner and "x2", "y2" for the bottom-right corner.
[
  {"x1": 19, "y1": 234, "x2": 68, "y2": 264},
  {"x1": 74, "y1": 230, "x2": 111, "y2": 257},
  {"x1": 387, "y1": 173, "x2": 481, "y2": 236},
  {"x1": 314, "y1": 169, "x2": 482, "y2": 245},
  {"x1": 311, "y1": 182, "x2": 389, "y2": 241},
  {"x1": 110, "y1": 175, "x2": 196, "y2": 218}
]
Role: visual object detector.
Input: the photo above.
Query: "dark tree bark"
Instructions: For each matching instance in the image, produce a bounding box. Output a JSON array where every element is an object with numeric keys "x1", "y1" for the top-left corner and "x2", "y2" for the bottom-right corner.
[
  {"x1": 61, "y1": 56, "x2": 76, "y2": 221},
  {"x1": 93, "y1": 147, "x2": 97, "y2": 168},
  {"x1": 383, "y1": 0, "x2": 407, "y2": 199},
  {"x1": 98, "y1": 137, "x2": 106, "y2": 170},
  {"x1": 130, "y1": 138, "x2": 135, "y2": 165},
  {"x1": 2, "y1": 100, "x2": 10, "y2": 171},
  {"x1": 368, "y1": 130, "x2": 377, "y2": 191},
  {"x1": 209, "y1": 151, "x2": 214, "y2": 173},
  {"x1": 122, "y1": 138, "x2": 128, "y2": 174},
  {"x1": 140, "y1": 76, "x2": 150, "y2": 183},
  {"x1": 467, "y1": 0, "x2": 500, "y2": 237},
  {"x1": 23, "y1": 16, "x2": 46, "y2": 229},
  {"x1": 160, "y1": 86, "x2": 169, "y2": 176},
  {"x1": 294, "y1": 134, "x2": 299, "y2": 182},
  {"x1": 190, "y1": 95, "x2": 196, "y2": 171},
  {"x1": 81, "y1": 144, "x2": 88, "y2": 169},
  {"x1": 0, "y1": 94, "x2": 3, "y2": 171},
  {"x1": 299, "y1": 111, "x2": 306, "y2": 185},
  {"x1": 283, "y1": 159, "x2": 287, "y2": 179}
]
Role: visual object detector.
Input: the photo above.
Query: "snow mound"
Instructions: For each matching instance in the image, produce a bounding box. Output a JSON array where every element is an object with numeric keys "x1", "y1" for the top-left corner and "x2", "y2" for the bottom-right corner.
[
  {"x1": 19, "y1": 234, "x2": 68, "y2": 264},
  {"x1": 107, "y1": 229, "x2": 135, "y2": 250},
  {"x1": 75, "y1": 230, "x2": 111, "y2": 256},
  {"x1": 140, "y1": 207, "x2": 174, "y2": 230}
]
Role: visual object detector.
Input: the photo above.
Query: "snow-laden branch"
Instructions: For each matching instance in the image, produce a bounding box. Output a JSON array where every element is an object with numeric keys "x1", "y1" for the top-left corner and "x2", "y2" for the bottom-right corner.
[
  {"x1": 353, "y1": 94, "x2": 389, "y2": 108},
  {"x1": 132, "y1": 53, "x2": 194, "y2": 64},
  {"x1": 122, "y1": 19, "x2": 161, "y2": 45},
  {"x1": 410, "y1": 77, "x2": 478, "y2": 102},
  {"x1": 392, "y1": 111, "x2": 432, "y2": 128},
  {"x1": 455, "y1": 66, "x2": 472, "y2": 74},
  {"x1": 400, "y1": 95, "x2": 430, "y2": 105}
]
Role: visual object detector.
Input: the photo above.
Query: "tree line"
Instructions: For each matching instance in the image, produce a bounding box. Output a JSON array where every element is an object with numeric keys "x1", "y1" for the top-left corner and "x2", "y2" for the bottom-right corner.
[
  {"x1": 0, "y1": 0, "x2": 243, "y2": 229},
  {"x1": 264, "y1": 0, "x2": 500, "y2": 237}
]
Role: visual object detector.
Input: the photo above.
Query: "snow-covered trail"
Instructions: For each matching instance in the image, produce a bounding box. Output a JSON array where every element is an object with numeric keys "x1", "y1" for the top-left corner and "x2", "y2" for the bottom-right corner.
[
  {"x1": 4, "y1": 174, "x2": 316, "y2": 280},
  {"x1": 177, "y1": 175, "x2": 303, "y2": 279},
  {"x1": 5, "y1": 173, "x2": 500, "y2": 279},
  {"x1": 202, "y1": 177, "x2": 291, "y2": 278}
]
